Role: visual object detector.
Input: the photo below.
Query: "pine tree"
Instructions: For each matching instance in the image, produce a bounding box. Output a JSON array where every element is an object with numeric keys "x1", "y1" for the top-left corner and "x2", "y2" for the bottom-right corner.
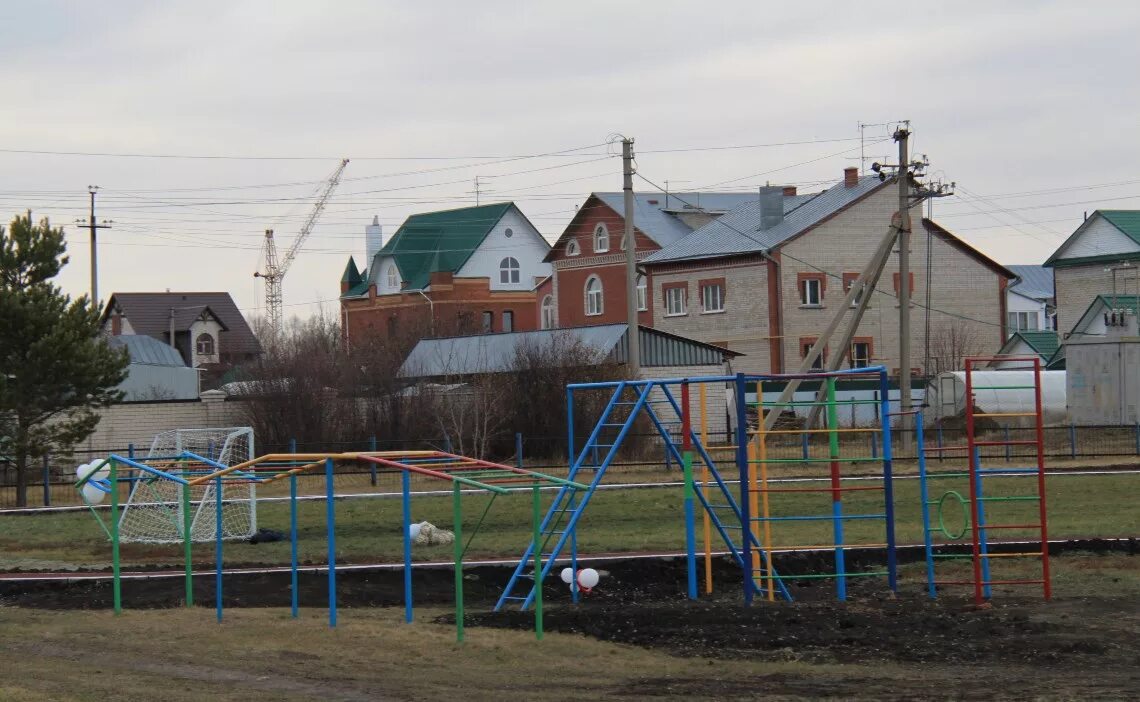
[{"x1": 0, "y1": 213, "x2": 128, "y2": 507}]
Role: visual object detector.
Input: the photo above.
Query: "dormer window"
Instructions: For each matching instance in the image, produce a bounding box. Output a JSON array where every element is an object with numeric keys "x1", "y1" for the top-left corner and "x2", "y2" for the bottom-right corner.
[
  {"x1": 196, "y1": 333, "x2": 215, "y2": 356},
  {"x1": 386, "y1": 265, "x2": 398, "y2": 289},
  {"x1": 566, "y1": 240, "x2": 580, "y2": 256},
  {"x1": 594, "y1": 223, "x2": 609, "y2": 253}
]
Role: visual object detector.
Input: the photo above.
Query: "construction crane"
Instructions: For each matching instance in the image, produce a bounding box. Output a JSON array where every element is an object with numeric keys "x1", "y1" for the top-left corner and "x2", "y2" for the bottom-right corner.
[{"x1": 255, "y1": 158, "x2": 349, "y2": 339}]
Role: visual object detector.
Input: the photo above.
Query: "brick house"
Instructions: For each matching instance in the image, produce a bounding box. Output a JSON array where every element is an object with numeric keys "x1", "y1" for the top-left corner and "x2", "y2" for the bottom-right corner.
[
  {"x1": 339, "y1": 202, "x2": 551, "y2": 346},
  {"x1": 1043, "y1": 210, "x2": 1140, "y2": 335},
  {"x1": 641, "y1": 168, "x2": 1015, "y2": 376},
  {"x1": 542, "y1": 191, "x2": 756, "y2": 330}
]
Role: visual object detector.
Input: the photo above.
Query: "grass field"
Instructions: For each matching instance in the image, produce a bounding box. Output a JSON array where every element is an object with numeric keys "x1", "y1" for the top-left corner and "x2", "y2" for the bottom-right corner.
[{"x1": 1, "y1": 471, "x2": 1136, "y2": 572}]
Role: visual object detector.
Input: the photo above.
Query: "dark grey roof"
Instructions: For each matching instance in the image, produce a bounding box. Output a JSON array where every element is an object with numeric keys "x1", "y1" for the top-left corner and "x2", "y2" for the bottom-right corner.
[
  {"x1": 593, "y1": 192, "x2": 758, "y2": 247},
  {"x1": 102, "y1": 292, "x2": 261, "y2": 356},
  {"x1": 399, "y1": 324, "x2": 738, "y2": 378},
  {"x1": 642, "y1": 176, "x2": 888, "y2": 264},
  {"x1": 1007, "y1": 265, "x2": 1054, "y2": 300},
  {"x1": 107, "y1": 334, "x2": 188, "y2": 367}
]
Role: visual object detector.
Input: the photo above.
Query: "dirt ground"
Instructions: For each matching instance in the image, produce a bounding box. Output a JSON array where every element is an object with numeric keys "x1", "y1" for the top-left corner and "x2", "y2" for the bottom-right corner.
[{"x1": 3, "y1": 545, "x2": 1139, "y2": 700}]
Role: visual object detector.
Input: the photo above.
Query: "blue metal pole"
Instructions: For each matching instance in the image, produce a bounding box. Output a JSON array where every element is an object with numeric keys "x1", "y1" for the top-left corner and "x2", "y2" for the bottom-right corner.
[
  {"x1": 973, "y1": 447, "x2": 992, "y2": 600},
  {"x1": 880, "y1": 371, "x2": 898, "y2": 593},
  {"x1": 402, "y1": 469, "x2": 413, "y2": 623},
  {"x1": 289, "y1": 438, "x2": 297, "y2": 454},
  {"x1": 567, "y1": 387, "x2": 579, "y2": 604},
  {"x1": 128, "y1": 443, "x2": 134, "y2": 459},
  {"x1": 734, "y1": 373, "x2": 753, "y2": 605},
  {"x1": 289, "y1": 474, "x2": 298, "y2": 619},
  {"x1": 215, "y1": 475, "x2": 224, "y2": 622},
  {"x1": 801, "y1": 431, "x2": 809, "y2": 462},
  {"x1": 325, "y1": 457, "x2": 337, "y2": 627},
  {"x1": 516, "y1": 432, "x2": 523, "y2": 469},
  {"x1": 936, "y1": 424, "x2": 944, "y2": 463},
  {"x1": 1004, "y1": 425, "x2": 1012, "y2": 462},
  {"x1": 369, "y1": 436, "x2": 378, "y2": 486}
]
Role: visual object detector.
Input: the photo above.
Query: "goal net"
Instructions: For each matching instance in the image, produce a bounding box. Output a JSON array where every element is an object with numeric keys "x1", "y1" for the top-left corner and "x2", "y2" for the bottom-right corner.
[{"x1": 117, "y1": 427, "x2": 257, "y2": 544}]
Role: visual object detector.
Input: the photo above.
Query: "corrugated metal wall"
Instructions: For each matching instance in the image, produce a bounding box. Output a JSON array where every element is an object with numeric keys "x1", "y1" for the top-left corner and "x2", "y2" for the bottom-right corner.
[{"x1": 610, "y1": 327, "x2": 726, "y2": 367}]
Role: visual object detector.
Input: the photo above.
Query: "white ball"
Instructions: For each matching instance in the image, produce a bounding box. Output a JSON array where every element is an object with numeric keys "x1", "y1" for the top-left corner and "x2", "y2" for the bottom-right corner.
[
  {"x1": 81, "y1": 481, "x2": 107, "y2": 504},
  {"x1": 560, "y1": 567, "x2": 573, "y2": 584},
  {"x1": 577, "y1": 568, "x2": 599, "y2": 589},
  {"x1": 77, "y1": 462, "x2": 110, "y2": 481},
  {"x1": 75, "y1": 462, "x2": 93, "y2": 478},
  {"x1": 408, "y1": 523, "x2": 422, "y2": 540}
]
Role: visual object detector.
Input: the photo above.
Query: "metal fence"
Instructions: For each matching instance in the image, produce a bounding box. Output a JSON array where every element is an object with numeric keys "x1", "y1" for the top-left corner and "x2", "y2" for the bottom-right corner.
[{"x1": 3, "y1": 423, "x2": 1140, "y2": 510}]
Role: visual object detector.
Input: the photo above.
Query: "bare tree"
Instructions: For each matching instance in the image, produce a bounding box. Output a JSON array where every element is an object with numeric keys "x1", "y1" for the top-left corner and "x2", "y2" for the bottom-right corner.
[{"x1": 928, "y1": 319, "x2": 985, "y2": 374}]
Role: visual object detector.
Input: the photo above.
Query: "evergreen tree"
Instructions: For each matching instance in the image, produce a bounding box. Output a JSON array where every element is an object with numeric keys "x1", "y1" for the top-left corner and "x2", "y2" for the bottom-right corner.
[{"x1": 0, "y1": 213, "x2": 128, "y2": 507}]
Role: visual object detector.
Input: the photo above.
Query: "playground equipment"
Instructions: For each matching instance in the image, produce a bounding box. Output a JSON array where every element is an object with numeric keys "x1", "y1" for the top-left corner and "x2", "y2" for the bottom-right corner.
[
  {"x1": 917, "y1": 356, "x2": 1051, "y2": 603},
  {"x1": 76, "y1": 448, "x2": 584, "y2": 642},
  {"x1": 495, "y1": 367, "x2": 899, "y2": 611}
]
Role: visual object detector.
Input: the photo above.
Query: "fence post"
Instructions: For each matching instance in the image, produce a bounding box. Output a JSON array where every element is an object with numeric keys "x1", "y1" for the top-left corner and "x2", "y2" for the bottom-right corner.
[
  {"x1": 369, "y1": 436, "x2": 378, "y2": 486},
  {"x1": 801, "y1": 431, "x2": 809, "y2": 463},
  {"x1": 870, "y1": 433, "x2": 877, "y2": 459},
  {"x1": 936, "y1": 424, "x2": 944, "y2": 463},
  {"x1": 1004, "y1": 425, "x2": 1011, "y2": 463},
  {"x1": 444, "y1": 434, "x2": 452, "y2": 454},
  {"x1": 289, "y1": 438, "x2": 297, "y2": 454},
  {"x1": 128, "y1": 443, "x2": 134, "y2": 459},
  {"x1": 1069, "y1": 423, "x2": 1076, "y2": 460},
  {"x1": 1135, "y1": 422, "x2": 1140, "y2": 456},
  {"x1": 42, "y1": 455, "x2": 51, "y2": 507},
  {"x1": 515, "y1": 432, "x2": 524, "y2": 469}
]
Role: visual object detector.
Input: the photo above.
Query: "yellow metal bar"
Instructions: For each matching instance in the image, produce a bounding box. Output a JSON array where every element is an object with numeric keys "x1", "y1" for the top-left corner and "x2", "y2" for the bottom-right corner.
[
  {"x1": 187, "y1": 450, "x2": 447, "y2": 485},
  {"x1": 757, "y1": 427, "x2": 881, "y2": 435},
  {"x1": 757, "y1": 407, "x2": 774, "y2": 602},
  {"x1": 747, "y1": 437, "x2": 762, "y2": 593},
  {"x1": 699, "y1": 384, "x2": 712, "y2": 595}
]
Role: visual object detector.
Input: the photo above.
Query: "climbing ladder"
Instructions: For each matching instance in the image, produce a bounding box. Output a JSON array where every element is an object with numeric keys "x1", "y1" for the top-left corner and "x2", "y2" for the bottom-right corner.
[
  {"x1": 917, "y1": 356, "x2": 1051, "y2": 603},
  {"x1": 495, "y1": 378, "x2": 789, "y2": 611}
]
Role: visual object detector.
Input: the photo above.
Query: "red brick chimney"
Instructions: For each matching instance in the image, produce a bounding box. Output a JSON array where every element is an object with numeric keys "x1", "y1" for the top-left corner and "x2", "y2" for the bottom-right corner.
[
  {"x1": 782, "y1": 186, "x2": 797, "y2": 196},
  {"x1": 843, "y1": 167, "x2": 859, "y2": 188}
]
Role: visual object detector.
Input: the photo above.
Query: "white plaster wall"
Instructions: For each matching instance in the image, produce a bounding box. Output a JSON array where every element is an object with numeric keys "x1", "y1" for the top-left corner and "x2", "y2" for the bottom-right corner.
[
  {"x1": 190, "y1": 319, "x2": 224, "y2": 366},
  {"x1": 1007, "y1": 291, "x2": 1046, "y2": 330},
  {"x1": 373, "y1": 255, "x2": 402, "y2": 294},
  {"x1": 1057, "y1": 215, "x2": 1140, "y2": 259},
  {"x1": 456, "y1": 208, "x2": 551, "y2": 291}
]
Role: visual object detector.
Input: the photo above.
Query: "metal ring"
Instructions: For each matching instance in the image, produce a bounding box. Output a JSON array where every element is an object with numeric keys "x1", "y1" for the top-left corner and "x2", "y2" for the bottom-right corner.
[{"x1": 936, "y1": 490, "x2": 969, "y2": 540}]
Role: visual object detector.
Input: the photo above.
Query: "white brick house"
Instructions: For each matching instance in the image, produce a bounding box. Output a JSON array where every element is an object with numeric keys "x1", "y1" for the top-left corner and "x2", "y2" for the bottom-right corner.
[{"x1": 642, "y1": 168, "x2": 1015, "y2": 377}]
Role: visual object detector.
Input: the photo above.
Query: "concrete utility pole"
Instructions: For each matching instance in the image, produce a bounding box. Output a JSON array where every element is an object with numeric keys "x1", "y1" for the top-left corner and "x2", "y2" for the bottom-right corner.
[
  {"x1": 895, "y1": 127, "x2": 914, "y2": 451},
  {"x1": 79, "y1": 186, "x2": 111, "y2": 306},
  {"x1": 622, "y1": 138, "x2": 640, "y2": 377}
]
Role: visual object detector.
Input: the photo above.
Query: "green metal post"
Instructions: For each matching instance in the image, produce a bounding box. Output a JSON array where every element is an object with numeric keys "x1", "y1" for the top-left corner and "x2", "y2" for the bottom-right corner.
[
  {"x1": 453, "y1": 481, "x2": 464, "y2": 643},
  {"x1": 532, "y1": 482, "x2": 543, "y2": 640},
  {"x1": 182, "y1": 477, "x2": 194, "y2": 607},
  {"x1": 826, "y1": 378, "x2": 846, "y2": 600},
  {"x1": 111, "y1": 457, "x2": 122, "y2": 614}
]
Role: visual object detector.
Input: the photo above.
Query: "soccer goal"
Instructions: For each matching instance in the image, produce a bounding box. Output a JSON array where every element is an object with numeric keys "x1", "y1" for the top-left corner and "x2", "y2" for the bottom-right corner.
[{"x1": 116, "y1": 427, "x2": 257, "y2": 544}]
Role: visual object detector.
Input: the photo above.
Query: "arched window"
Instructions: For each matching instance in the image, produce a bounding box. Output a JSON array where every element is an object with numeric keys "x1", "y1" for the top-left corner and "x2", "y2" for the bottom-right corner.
[
  {"x1": 594, "y1": 223, "x2": 609, "y2": 253},
  {"x1": 585, "y1": 276, "x2": 603, "y2": 316},
  {"x1": 195, "y1": 333, "x2": 215, "y2": 356},
  {"x1": 541, "y1": 295, "x2": 555, "y2": 329},
  {"x1": 636, "y1": 274, "x2": 647, "y2": 311},
  {"x1": 386, "y1": 265, "x2": 398, "y2": 289},
  {"x1": 499, "y1": 256, "x2": 520, "y2": 284},
  {"x1": 566, "y1": 240, "x2": 580, "y2": 256}
]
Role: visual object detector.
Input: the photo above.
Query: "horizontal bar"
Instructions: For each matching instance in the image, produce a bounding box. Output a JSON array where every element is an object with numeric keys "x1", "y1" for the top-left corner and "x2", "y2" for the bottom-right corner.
[
  {"x1": 751, "y1": 513, "x2": 886, "y2": 522},
  {"x1": 970, "y1": 385, "x2": 1038, "y2": 390},
  {"x1": 752, "y1": 485, "x2": 884, "y2": 494},
  {"x1": 974, "y1": 523, "x2": 1042, "y2": 530},
  {"x1": 972, "y1": 412, "x2": 1038, "y2": 418},
  {"x1": 749, "y1": 457, "x2": 883, "y2": 464},
  {"x1": 759, "y1": 399, "x2": 883, "y2": 407},
  {"x1": 923, "y1": 446, "x2": 970, "y2": 453},
  {"x1": 765, "y1": 571, "x2": 889, "y2": 581},
  {"x1": 977, "y1": 468, "x2": 1040, "y2": 475},
  {"x1": 756, "y1": 427, "x2": 881, "y2": 435},
  {"x1": 768, "y1": 543, "x2": 887, "y2": 552},
  {"x1": 973, "y1": 440, "x2": 1039, "y2": 447}
]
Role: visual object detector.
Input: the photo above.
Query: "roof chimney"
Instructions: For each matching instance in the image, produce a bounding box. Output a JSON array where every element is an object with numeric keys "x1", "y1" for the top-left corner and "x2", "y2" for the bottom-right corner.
[
  {"x1": 844, "y1": 167, "x2": 859, "y2": 188},
  {"x1": 759, "y1": 186, "x2": 784, "y2": 230},
  {"x1": 782, "y1": 186, "x2": 797, "y2": 196},
  {"x1": 365, "y1": 215, "x2": 384, "y2": 263}
]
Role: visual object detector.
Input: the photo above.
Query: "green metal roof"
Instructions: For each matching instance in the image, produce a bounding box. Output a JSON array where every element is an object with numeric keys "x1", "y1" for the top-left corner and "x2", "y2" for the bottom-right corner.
[
  {"x1": 376, "y1": 202, "x2": 512, "y2": 290},
  {"x1": 340, "y1": 257, "x2": 362, "y2": 285},
  {"x1": 1010, "y1": 330, "x2": 1060, "y2": 359},
  {"x1": 1100, "y1": 210, "x2": 1140, "y2": 245}
]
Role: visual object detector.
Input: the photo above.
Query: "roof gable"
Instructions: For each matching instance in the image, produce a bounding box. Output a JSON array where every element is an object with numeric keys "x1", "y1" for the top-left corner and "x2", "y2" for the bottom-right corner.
[
  {"x1": 923, "y1": 219, "x2": 1016, "y2": 279},
  {"x1": 999, "y1": 330, "x2": 1059, "y2": 360},
  {"x1": 377, "y1": 202, "x2": 512, "y2": 290},
  {"x1": 103, "y1": 292, "x2": 261, "y2": 356},
  {"x1": 1070, "y1": 294, "x2": 1140, "y2": 336},
  {"x1": 1099, "y1": 210, "x2": 1140, "y2": 244},
  {"x1": 341, "y1": 257, "x2": 362, "y2": 285},
  {"x1": 1044, "y1": 210, "x2": 1140, "y2": 267}
]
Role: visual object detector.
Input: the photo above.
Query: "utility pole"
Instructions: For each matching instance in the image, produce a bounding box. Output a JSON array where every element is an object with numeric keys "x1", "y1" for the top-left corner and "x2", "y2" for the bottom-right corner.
[
  {"x1": 895, "y1": 127, "x2": 914, "y2": 451},
  {"x1": 622, "y1": 138, "x2": 640, "y2": 377},
  {"x1": 77, "y1": 186, "x2": 111, "y2": 306}
]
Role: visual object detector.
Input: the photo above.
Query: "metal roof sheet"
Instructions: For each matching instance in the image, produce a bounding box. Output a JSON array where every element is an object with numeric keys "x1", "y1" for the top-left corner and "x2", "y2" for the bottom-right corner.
[
  {"x1": 107, "y1": 334, "x2": 189, "y2": 367},
  {"x1": 643, "y1": 176, "x2": 887, "y2": 264},
  {"x1": 1099, "y1": 210, "x2": 1140, "y2": 245},
  {"x1": 593, "y1": 192, "x2": 758, "y2": 247},
  {"x1": 1007, "y1": 265, "x2": 1054, "y2": 300},
  {"x1": 102, "y1": 292, "x2": 261, "y2": 356},
  {"x1": 398, "y1": 324, "x2": 736, "y2": 378},
  {"x1": 999, "y1": 330, "x2": 1060, "y2": 360}
]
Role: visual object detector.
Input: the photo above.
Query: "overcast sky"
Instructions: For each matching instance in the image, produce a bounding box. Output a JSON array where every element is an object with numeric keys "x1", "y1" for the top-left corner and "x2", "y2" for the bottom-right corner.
[{"x1": 2, "y1": 1, "x2": 1137, "y2": 323}]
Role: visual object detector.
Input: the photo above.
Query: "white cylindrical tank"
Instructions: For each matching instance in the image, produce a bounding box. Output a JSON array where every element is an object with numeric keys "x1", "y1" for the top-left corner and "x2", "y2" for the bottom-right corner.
[{"x1": 924, "y1": 370, "x2": 1067, "y2": 426}]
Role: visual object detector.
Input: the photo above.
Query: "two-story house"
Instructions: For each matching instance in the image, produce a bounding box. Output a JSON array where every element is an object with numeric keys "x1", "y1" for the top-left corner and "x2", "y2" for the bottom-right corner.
[
  {"x1": 100, "y1": 292, "x2": 262, "y2": 386},
  {"x1": 539, "y1": 191, "x2": 757, "y2": 330},
  {"x1": 340, "y1": 202, "x2": 551, "y2": 346},
  {"x1": 1043, "y1": 210, "x2": 1140, "y2": 335},
  {"x1": 1005, "y1": 264, "x2": 1055, "y2": 334},
  {"x1": 640, "y1": 167, "x2": 1015, "y2": 376}
]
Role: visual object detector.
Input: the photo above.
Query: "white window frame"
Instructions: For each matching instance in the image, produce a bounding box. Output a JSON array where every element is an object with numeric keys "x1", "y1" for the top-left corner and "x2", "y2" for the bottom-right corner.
[
  {"x1": 386, "y1": 265, "x2": 398, "y2": 290},
  {"x1": 594, "y1": 223, "x2": 609, "y2": 253},
  {"x1": 585, "y1": 276, "x2": 603, "y2": 316},
  {"x1": 636, "y1": 275, "x2": 648, "y2": 311},
  {"x1": 851, "y1": 341, "x2": 871, "y2": 368},
  {"x1": 701, "y1": 283, "x2": 725, "y2": 313},
  {"x1": 801, "y1": 278, "x2": 822, "y2": 306},
  {"x1": 1007, "y1": 311, "x2": 1038, "y2": 332},
  {"x1": 195, "y1": 333, "x2": 215, "y2": 356},
  {"x1": 541, "y1": 295, "x2": 555, "y2": 329},
  {"x1": 665, "y1": 286, "x2": 687, "y2": 316},
  {"x1": 499, "y1": 256, "x2": 520, "y2": 285},
  {"x1": 566, "y1": 240, "x2": 580, "y2": 256}
]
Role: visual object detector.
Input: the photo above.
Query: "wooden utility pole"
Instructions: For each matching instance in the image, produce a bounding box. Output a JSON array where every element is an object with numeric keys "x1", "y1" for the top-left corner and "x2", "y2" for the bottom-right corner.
[
  {"x1": 895, "y1": 128, "x2": 913, "y2": 451},
  {"x1": 622, "y1": 138, "x2": 640, "y2": 376}
]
